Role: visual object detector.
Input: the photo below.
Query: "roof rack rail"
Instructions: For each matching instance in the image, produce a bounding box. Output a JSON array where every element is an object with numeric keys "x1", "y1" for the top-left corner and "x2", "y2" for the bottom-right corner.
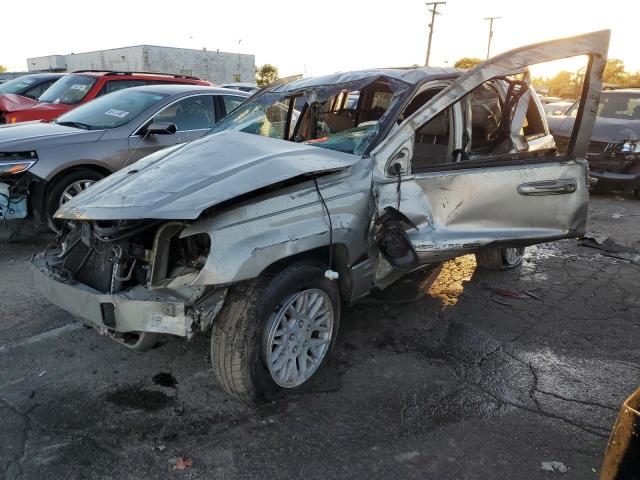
[{"x1": 71, "y1": 70, "x2": 201, "y2": 80}]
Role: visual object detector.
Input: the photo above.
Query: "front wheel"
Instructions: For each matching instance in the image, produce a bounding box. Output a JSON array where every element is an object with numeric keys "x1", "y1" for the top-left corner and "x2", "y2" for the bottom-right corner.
[
  {"x1": 475, "y1": 247, "x2": 525, "y2": 270},
  {"x1": 45, "y1": 169, "x2": 105, "y2": 232},
  {"x1": 211, "y1": 260, "x2": 340, "y2": 403}
]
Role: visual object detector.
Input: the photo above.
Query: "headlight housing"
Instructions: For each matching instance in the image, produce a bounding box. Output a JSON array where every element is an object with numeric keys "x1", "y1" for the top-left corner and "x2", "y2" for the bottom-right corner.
[
  {"x1": 621, "y1": 140, "x2": 640, "y2": 153},
  {"x1": 0, "y1": 151, "x2": 37, "y2": 175}
]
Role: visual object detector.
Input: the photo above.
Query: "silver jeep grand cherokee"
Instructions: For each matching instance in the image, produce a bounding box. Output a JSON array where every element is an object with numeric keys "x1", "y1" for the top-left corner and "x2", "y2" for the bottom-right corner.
[{"x1": 32, "y1": 31, "x2": 609, "y2": 403}]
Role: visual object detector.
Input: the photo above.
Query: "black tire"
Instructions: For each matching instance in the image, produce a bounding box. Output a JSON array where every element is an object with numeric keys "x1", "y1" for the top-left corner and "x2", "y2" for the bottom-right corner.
[
  {"x1": 475, "y1": 247, "x2": 525, "y2": 271},
  {"x1": 366, "y1": 266, "x2": 441, "y2": 304},
  {"x1": 211, "y1": 260, "x2": 340, "y2": 403},
  {"x1": 45, "y1": 169, "x2": 105, "y2": 232},
  {"x1": 116, "y1": 332, "x2": 160, "y2": 352}
]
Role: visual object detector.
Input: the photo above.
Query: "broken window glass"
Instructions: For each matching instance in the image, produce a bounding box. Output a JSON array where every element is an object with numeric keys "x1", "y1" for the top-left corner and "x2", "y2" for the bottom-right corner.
[{"x1": 211, "y1": 75, "x2": 410, "y2": 156}]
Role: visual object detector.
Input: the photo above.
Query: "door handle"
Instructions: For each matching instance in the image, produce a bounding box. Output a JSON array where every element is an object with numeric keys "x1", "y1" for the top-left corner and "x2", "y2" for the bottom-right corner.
[{"x1": 517, "y1": 179, "x2": 577, "y2": 196}]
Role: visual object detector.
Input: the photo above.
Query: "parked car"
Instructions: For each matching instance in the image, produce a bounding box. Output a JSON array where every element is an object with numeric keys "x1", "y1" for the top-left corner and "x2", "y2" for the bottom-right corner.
[
  {"x1": 0, "y1": 73, "x2": 65, "y2": 100},
  {"x1": 32, "y1": 31, "x2": 608, "y2": 403},
  {"x1": 548, "y1": 88, "x2": 640, "y2": 197},
  {"x1": 543, "y1": 100, "x2": 573, "y2": 117},
  {"x1": 0, "y1": 71, "x2": 211, "y2": 125},
  {"x1": 218, "y1": 82, "x2": 259, "y2": 93},
  {"x1": 0, "y1": 85, "x2": 249, "y2": 229}
]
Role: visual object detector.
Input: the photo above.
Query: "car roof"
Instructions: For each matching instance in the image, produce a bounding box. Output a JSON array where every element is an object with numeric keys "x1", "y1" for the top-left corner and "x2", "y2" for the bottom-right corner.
[
  {"x1": 123, "y1": 84, "x2": 251, "y2": 96},
  {"x1": 220, "y1": 82, "x2": 257, "y2": 87},
  {"x1": 602, "y1": 88, "x2": 640, "y2": 94},
  {"x1": 19, "y1": 73, "x2": 66, "y2": 80},
  {"x1": 272, "y1": 67, "x2": 463, "y2": 93},
  {"x1": 68, "y1": 71, "x2": 204, "y2": 81}
]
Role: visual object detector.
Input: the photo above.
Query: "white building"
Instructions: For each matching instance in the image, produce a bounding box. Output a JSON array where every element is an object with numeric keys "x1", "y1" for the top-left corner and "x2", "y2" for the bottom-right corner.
[{"x1": 27, "y1": 45, "x2": 255, "y2": 84}]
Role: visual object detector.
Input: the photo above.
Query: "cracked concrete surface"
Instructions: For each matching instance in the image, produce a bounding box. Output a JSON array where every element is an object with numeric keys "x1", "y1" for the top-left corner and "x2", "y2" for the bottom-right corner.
[{"x1": 0, "y1": 194, "x2": 639, "y2": 479}]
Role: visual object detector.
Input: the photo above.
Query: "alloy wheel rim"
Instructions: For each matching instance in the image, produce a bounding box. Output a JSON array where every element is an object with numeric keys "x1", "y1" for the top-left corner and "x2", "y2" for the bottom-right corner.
[
  {"x1": 263, "y1": 288, "x2": 333, "y2": 388},
  {"x1": 503, "y1": 247, "x2": 525, "y2": 266},
  {"x1": 59, "y1": 180, "x2": 96, "y2": 207}
]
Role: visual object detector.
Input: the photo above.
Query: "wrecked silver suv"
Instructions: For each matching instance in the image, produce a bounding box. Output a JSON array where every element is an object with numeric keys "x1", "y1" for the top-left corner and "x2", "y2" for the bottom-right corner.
[{"x1": 32, "y1": 32, "x2": 608, "y2": 402}]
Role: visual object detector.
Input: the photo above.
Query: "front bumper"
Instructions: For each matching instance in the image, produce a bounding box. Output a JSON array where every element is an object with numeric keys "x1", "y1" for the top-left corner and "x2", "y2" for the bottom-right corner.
[
  {"x1": 0, "y1": 181, "x2": 28, "y2": 220},
  {"x1": 32, "y1": 255, "x2": 194, "y2": 337},
  {"x1": 590, "y1": 170, "x2": 640, "y2": 190}
]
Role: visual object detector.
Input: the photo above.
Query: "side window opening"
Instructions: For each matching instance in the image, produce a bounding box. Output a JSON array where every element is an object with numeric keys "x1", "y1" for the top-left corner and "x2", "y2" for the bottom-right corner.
[
  {"x1": 411, "y1": 108, "x2": 453, "y2": 172},
  {"x1": 466, "y1": 79, "x2": 548, "y2": 158},
  {"x1": 153, "y1": 96, "x2": 216, "y2": 131},
  {"x1": 469, "y1": 82, "x2": 503, "y2": 155},
  {"x1": 523, "y1": 96, "x2": 546, "y2": 139}
]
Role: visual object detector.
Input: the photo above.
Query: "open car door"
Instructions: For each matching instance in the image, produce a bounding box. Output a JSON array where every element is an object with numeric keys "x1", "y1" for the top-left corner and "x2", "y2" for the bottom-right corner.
[{"x1": 370, "y1": 30, "x2": 610, "y2": 288}]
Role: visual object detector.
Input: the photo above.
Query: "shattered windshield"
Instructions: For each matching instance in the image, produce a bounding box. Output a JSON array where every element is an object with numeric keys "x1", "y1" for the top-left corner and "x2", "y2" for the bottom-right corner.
[{"x1": 211, "y1": 76, "x2": 409, "y2": 155}]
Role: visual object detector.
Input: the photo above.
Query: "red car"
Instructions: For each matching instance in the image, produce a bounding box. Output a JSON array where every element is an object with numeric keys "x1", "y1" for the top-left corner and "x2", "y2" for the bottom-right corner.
[{"x1": 0, "y1": 70, "x2": 211, "y2": 124}]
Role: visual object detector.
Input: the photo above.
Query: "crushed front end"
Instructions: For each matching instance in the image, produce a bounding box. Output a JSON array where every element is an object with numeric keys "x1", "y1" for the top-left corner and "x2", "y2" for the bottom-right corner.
[
  {"x1": 31, "y1": 219, "x2": 226, "y2": 341},
  {"x1": 588, "y1": 149, "x2": 640, "y2": 196}
]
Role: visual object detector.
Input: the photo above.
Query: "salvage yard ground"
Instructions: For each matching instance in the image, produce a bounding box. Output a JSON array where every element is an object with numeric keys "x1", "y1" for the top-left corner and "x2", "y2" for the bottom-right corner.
[{"x1": 1, "y1": 194, "x2": 639, "y2": 480}]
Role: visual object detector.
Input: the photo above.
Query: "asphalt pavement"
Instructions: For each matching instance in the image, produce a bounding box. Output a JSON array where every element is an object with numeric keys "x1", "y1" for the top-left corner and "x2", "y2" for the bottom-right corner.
[{"x1": 1, "y1": 194, "x2": 638, "y2": 480}]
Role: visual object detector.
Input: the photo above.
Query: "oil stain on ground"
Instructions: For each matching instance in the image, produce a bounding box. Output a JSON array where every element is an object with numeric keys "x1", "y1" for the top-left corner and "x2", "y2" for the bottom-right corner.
[
  {"x1": 152, "y1": 372, "x2": 178, "y2": 388},
  {"x1": 105, "y1": 386, "x2": 174, "y2": 412}
]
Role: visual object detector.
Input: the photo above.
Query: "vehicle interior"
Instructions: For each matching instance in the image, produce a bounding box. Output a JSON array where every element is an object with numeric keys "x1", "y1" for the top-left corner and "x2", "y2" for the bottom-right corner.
[
  {"x1": 294, "y1": 78, "x2": 395, "y2": 143},
  {"x1": 407, "y1": 78, "x2": 549, "y2": 173}
]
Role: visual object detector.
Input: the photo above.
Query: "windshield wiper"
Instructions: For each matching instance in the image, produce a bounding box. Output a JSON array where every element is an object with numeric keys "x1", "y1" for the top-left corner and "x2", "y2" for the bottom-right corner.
[{"x1": 56, "y1": 121, "x2": 92, "y2": 130}]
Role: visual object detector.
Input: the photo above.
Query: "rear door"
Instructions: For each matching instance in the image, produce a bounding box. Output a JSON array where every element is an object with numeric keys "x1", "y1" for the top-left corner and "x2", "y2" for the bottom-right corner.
[{"x1": 370, "y1": 30, "x2": 609, "y2": 287}]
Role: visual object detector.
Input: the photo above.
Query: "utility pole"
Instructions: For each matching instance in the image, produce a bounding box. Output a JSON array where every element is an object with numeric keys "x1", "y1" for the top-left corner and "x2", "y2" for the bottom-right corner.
[
  {"x1": 484, "y1": 16, "x2": 501, "y2": 59},
  {"x1": 425, "y1": 1, "x2": 446, "y2": 66}
]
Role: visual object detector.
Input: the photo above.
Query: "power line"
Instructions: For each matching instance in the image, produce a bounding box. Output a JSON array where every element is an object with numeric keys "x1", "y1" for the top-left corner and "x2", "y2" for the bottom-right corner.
[
  {"x1": 484, "y1": 16, "x2": 501, "y2": 59},
  {"x1": 425, "y1": 1, "x2": 446, "y2": 66}
]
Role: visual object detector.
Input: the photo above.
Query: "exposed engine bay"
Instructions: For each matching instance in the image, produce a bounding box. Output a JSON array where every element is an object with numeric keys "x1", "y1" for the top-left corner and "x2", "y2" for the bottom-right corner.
[
  {"x1": 33, "y1": 220, "x2": 224, "y2": 339},
  {"x1": 49, "y1": 220, "x2": 209, "y2": 294}
]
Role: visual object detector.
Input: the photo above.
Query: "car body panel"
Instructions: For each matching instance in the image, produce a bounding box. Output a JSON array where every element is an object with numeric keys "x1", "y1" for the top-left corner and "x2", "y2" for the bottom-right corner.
[
  {"x1": 547, "y1": 89, "x2": 640, "y2": 193},
  {"x1": 370, "y1": 30, "x2": 607, "y2": 286},
  {"x1": 55, "y1": 131, "x2": 363, "y2": 220},
  {"x1": 33, "y1": 31, "x2": 609, "y2": 339},
  {"x1": 1, "y1": 72, "x2": 212, "y2": 124}
]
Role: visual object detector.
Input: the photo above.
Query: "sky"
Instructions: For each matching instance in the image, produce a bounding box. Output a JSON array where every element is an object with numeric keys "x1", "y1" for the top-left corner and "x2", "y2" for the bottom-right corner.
[{"x1": 3, "y1": 0, "x2": 639, "y2": 79}]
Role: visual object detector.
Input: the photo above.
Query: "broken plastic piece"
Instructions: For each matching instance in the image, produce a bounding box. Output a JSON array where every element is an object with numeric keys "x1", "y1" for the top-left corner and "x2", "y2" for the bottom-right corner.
[{"x1": 324, "y1": 270, "x2": 339, "y2": 280}]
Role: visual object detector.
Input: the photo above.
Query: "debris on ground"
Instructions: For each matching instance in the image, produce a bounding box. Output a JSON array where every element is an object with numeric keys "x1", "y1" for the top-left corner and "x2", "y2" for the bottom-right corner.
[
  {"x1": 541, "y1": 461, "x2": 568, "y2": 473},
  {"x1": 579, "y1": 232, "x2": 640, "y2": 263},
  {"x1": 494, "y1": 289, "x2": 527, "y2": 299},
  {"x1": 523, "y1": 290, "x2": 543, "y2": 300},
  {"x1": 174, "y1": 457, "x2": 192, "y2": 470}
]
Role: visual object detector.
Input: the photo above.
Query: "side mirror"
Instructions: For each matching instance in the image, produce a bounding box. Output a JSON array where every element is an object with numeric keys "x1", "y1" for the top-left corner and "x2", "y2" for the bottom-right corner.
[{"x1": 145, "y1": 122, "x2": 177, "y2": 135}]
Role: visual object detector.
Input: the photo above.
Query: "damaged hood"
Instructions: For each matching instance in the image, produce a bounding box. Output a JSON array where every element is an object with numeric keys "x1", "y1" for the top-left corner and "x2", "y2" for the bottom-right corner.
[
  {"x1": 55, "y1": 131, "x2": 360, "y2": 220},
  {"x1": 0, "y1": 94, "x2": 39, "y2": 113}
]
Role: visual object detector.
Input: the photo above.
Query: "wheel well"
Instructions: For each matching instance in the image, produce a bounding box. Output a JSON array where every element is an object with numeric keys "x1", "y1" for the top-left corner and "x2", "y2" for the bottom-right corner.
[
  {"x1": 47, "y1": 164, "x2": 112, "y2": 190},
  {"x1": 259, "y1": 244, "x2": 353, "y2": 301},
  {"x1": 31, "y1": 164, "x2": 112, "y2": 222}
]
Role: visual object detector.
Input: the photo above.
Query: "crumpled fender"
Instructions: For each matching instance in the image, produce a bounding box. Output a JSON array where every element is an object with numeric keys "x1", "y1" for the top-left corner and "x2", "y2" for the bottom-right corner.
[
  {"x1": 0, "y1": 94, "x2": 39, "y2": 113},
  {"x1": 180, "y1": 166, "x2": 372, "y2": 286}
]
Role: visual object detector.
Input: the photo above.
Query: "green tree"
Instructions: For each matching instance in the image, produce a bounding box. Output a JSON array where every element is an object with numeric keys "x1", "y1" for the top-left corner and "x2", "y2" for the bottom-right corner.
[
  {"x1": 547, "y1": 71, "x2": 573, "y2": 93},
  {"x1": 256, "y1": 64, "x2": 279, "y2": 87},
  {"x1": 453, "y1": 57, "x2": 483, "y2": 69},
  {"x1": 0, "y1": 65, "x2": 7, "y2": 73},
  {"x1": 624, "y1": 71, "x2": 640, "y2": 88},
  {"x1": 602, "y1": 59, "x2": 627, "y2": 85}
]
